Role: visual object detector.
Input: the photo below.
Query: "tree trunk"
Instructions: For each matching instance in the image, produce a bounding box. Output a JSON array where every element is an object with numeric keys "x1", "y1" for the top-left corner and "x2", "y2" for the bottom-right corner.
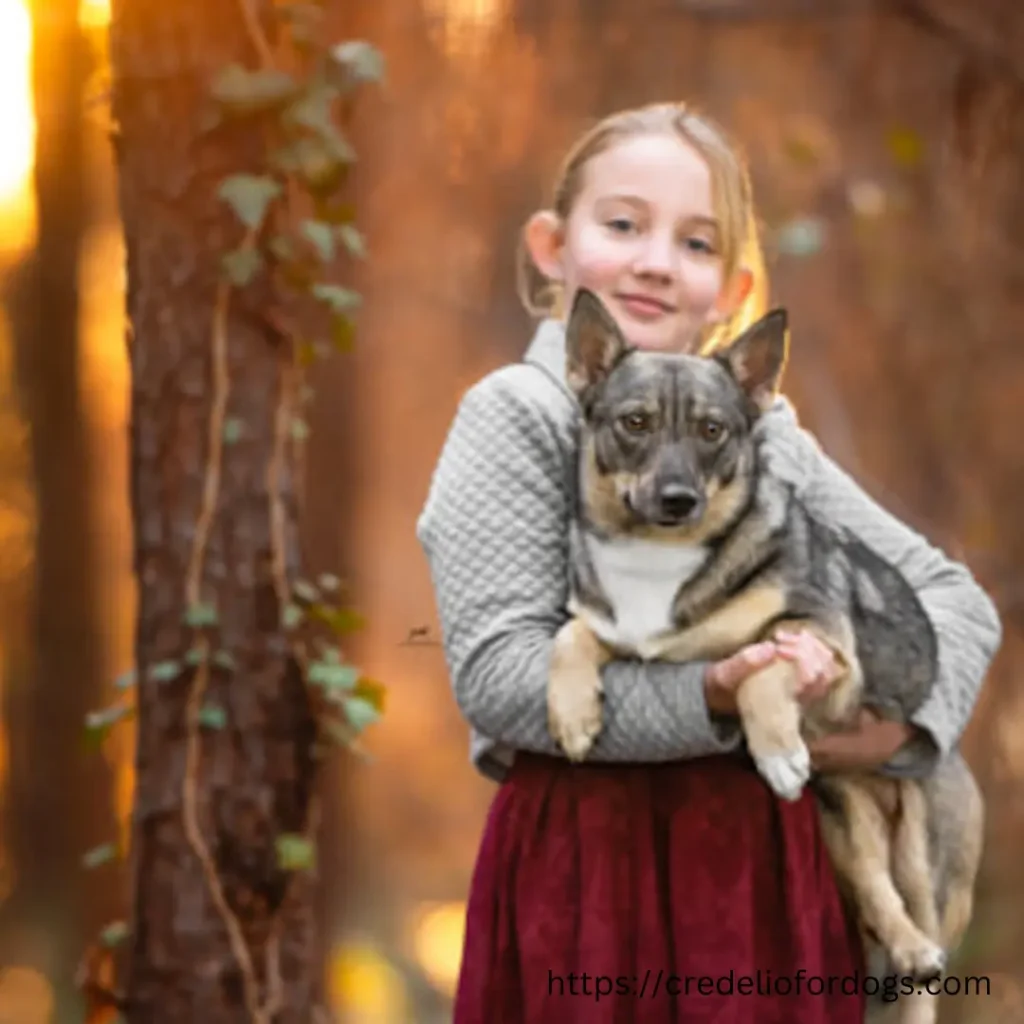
[
  {"x1": 2, "y1": 0, "x2": 112, "y2": 1016},
  {"x1": 111, "y1": 4, "x2": 324, "y2": 1020}
]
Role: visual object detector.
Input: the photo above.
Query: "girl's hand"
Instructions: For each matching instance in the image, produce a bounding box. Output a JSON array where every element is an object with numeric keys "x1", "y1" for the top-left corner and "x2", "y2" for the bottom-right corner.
[
  {"x1": 808, "y1": 709, "x2": 916, "y2": 772},
  {"x1": 703, "y1": 629, "x2": 845, "y2": 717},
  {"x1": 774, "y1": 629, "x2": 846, "y2": 705},
  {"x1": 703, "y1": 641, "x2": 778, "y2": 715}
]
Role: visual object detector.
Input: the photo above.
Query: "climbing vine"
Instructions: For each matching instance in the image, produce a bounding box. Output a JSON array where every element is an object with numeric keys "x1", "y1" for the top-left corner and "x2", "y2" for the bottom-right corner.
[{"x1": 77, "y1": 1, "x2": 385, "y2": 1018}]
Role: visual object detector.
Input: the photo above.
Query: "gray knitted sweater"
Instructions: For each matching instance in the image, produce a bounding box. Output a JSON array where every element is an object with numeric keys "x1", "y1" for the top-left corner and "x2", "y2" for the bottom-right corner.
[{"x1": 417, "y1": 318, "x2": 1003, "y2": 784}]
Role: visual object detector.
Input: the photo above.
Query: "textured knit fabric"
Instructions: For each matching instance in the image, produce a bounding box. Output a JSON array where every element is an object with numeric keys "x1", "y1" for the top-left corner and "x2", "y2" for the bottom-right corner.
[
  {"x1": 453, "y1": 751, "x2": 866, "y2": 1024},
  {"x1": 416, "y1": 318, "x2": 1003, "y2": 784}
]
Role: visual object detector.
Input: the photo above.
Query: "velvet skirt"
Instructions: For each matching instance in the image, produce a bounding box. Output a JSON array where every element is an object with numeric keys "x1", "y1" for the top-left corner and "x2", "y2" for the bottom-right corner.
[{"x1": 452, "y1": 751, "x2": 867, "y2": 1024}]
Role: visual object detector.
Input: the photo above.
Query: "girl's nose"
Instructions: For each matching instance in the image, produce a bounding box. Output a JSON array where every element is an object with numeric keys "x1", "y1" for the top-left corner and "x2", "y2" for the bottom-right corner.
[{"x1": 633, "y1": 233, "x2": 676, "y2": 279}]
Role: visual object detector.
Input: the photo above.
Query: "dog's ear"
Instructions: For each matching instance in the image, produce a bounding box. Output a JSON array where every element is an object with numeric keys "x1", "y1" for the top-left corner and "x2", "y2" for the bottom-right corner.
[
  {"x1": 717, "y1": 309, "x2": 789, "y2": 412},
  {"x1": 565, "y1": 289, "x2": 629, "y2": 396}
]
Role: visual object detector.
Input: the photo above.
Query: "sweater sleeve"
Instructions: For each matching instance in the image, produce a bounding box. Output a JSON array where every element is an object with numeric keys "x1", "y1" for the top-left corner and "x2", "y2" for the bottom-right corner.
[
  {"x1": 417, "y1": 366, "x2": 743, "y2": 763},
  {"x1": 757, "y1": 404, "x2": 1003, "y2": 777}
]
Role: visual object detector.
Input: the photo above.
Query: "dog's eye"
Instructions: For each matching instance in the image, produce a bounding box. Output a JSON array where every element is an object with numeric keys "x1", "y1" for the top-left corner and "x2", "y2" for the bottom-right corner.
[
  {"x1": 698, "y1": 418, "x2": 726, "y2": 442},
  {"x1": 620, "y1": 412, "x2": 653, "y2": 434}
]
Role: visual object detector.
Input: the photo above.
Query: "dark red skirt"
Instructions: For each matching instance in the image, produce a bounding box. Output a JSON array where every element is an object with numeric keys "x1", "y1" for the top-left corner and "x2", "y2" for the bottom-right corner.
[{"x1": 453, "y1": 751, "x2": 866, "y2": 1024}]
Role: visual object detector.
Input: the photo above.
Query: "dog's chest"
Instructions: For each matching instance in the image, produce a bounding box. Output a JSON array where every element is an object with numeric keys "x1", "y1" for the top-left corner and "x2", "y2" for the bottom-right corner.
[{"x1": 579, "y1": 535, "x2": 710, "y2": 652}]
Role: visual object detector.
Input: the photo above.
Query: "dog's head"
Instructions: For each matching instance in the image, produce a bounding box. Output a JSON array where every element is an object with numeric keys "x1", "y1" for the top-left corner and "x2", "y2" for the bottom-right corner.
[{"x1": 565, "y1": 288, "x2": 788, "y2": 540}]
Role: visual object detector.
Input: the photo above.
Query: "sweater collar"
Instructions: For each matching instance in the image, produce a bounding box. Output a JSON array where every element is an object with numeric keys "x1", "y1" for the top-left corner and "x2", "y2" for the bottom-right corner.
[{"x1": 521, "y1": 315, "x2": 799, "y2": 423}]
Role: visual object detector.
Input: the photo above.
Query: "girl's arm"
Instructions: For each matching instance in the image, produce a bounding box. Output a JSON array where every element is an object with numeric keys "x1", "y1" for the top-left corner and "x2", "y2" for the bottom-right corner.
[
  {"x1": 758, "y1": 400, "x2": 1003, "y2": 777},
  {"x1": 418, "y1": 366, "x2": 743, "y2": 763}
]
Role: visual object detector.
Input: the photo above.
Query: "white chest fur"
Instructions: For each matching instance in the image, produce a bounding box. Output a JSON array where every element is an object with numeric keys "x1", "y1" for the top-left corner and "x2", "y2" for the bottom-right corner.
[{"x1": 574, "y1": 534, "x2": 710, "y2": 655}]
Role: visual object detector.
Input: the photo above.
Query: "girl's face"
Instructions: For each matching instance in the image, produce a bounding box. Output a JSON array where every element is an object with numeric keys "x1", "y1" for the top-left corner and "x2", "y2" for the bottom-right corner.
[{"x1": 528, "y1": 133, "x2": 742, "y2": 352}]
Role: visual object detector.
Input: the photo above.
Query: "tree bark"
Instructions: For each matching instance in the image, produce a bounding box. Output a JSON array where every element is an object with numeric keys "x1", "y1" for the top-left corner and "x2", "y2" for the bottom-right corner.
[{"x1": 110, "y1": 3, "x2": 324, "y2": 1020}]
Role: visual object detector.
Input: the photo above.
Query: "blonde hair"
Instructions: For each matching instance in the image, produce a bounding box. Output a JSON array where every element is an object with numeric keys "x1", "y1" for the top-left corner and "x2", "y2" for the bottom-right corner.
[{"x1": 516, "y1": 102, "x2": 768, "y2": 352}]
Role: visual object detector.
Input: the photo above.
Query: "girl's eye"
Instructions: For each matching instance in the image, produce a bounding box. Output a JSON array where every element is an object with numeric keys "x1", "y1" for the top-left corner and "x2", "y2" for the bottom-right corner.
[
  {"x1": 607, "y1": 217, "x2": 637, "y2": 234},
  {"x1": 683, "y1": 236, "x2": 715, "y2": 255}
]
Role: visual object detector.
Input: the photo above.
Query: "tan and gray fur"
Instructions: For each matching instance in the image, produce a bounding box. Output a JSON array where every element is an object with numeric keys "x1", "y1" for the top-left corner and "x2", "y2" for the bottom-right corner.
[{"x1": 548, "y1": 289, "x2": 984, "y2": 1023}]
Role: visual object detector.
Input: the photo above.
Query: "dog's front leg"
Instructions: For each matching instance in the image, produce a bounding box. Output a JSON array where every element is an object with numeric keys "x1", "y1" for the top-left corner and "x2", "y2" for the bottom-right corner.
[
  {"x1": 733, "y1": 656, "x2": 811, "y2": 801},
  {"x1": 547, "y1": 618, "x2": 611, "y2": 761}
]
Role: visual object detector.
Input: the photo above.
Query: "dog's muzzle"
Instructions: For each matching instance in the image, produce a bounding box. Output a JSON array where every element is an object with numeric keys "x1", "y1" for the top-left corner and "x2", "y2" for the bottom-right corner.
[{"x1": 656, "y1": 484, "x2": 702, "y2": 525}]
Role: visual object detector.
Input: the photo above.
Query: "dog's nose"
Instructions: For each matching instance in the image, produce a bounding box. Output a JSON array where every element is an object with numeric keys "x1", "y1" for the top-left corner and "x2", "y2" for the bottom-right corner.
[{"x1": 658, "y1": 485, "x2": 700, "y2": 521}]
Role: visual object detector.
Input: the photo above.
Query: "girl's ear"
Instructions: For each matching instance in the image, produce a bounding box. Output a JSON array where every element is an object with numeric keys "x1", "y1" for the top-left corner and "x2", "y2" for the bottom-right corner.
[
  {"x1": 710, "y1": 266, "x2": 754, "y2": 322},
  {"x1": 523, "y1": 210, "x2": 565, "y2": 282}
]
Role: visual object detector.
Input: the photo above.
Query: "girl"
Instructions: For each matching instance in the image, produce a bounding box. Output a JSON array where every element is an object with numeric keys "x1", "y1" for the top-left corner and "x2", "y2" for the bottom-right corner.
[{"x1": 417, "y1": 103, "x2": 1001, "y2": 1024}]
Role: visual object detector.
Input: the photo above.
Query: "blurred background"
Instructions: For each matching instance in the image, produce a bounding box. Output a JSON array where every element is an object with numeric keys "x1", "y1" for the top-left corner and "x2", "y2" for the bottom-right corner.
[{"x1": 0, "y1": 0, "x2": 1021, "y2": 1021}]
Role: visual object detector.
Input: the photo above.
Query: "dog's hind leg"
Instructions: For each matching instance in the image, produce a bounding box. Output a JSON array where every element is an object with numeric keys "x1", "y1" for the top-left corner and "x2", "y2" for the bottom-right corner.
[
  {"x1": 889, "y1": 782, "x2": 943, "y2": 1024},
  {"x1": 937, "y1": 771, "x2": 985, "y2": 956},
  {"x1": 891, "y1": 782, "x2": 941, "y2": 943},
  {"x1": 895, "y1": 991, "x2": 940, "y2": 1024},
  {"x1": 817, "y1": 778, "x2": 946, "y2": 985}
]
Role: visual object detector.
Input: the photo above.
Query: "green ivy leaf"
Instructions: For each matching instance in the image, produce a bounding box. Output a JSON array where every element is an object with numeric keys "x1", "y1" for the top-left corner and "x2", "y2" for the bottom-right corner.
[
  {"x1": 283, "y1": 83, "x2": 339, "y2": 136},
  {"x1": 312, "y1": 283, "x2": 361, "y2": 314},
  {"x1": 85, "y1": 704, "x2": 135, "y2": 749},
  {"x1": 223, "y1": 418, "x2": 244, "y2": 444},
  {"x1": 185, "y1": 602, "x2": 218, "y2": 628},
  {"x1": 322, "y1": 717, "x2": 355, "y2": 748},
  {"x1": 213, "y1": 650, "x2": 237, "y2": 672},
  {"x1": 276, "y1": 833, "x2": 316, "y2": 871},
  {"x1": 330, "y1": 315, "x2": 356, "y2": 353},
  {"x1": 300, "y1": 219, "x2": 336, "y2": 262},
  {"x1": 282, "y1": 603, "x2": 304, "y2": 629},
  {"x1": 337, "y1": 224, "x2": 366, "y2": 259},
  {"x1": 210, "y1": 64, "x2": 300, "y2": 115},
  {"x1": 308, "y1": 660, "x2": 359, "y2": 692},
  {"x1": 217, "y1": 174, "x2": 282, "y2": 231},
  {"x1": 297, "y1": 341, "x2": 321, "y2": 367},
  {"x1": 114, "y1": 669, "x2": 136, "y2": 692},
  {"x1": 149, "y1": 660, "x2": 182, "y2": 683},
  {"x1": 100, "y1": 921, "x2": 130, "y2": 948},
  {"x1": 315, "y1": 199, "x2": 357, "y2": 225},
  {"x1": 309, "y1": 605, "x2": 365, "y2": 634},
  {"x1": 343, "y1": 695, "x2": 381, "y2": 732},
  {"x1": 775, "y1": 217, "x2": 826, "y2": 258},
  {"x1": 269, "y1": 235, "x2": 296, "y2": 263},
  {"x1": 198, "y1": 705, "x2": 227, "y2": 730},
  {"x1": 328, "y1": 41, "x2": 385, "y2": 85},
  {"x1": 271, "y1": 136, "x2": 350, "y2": 192},
  {"x1": 886, "y1": 126, "x2": 924, "y2": 169},
  {"x1": 352, "y1": 676, "x2": 386, "y2": 713},
  {"x1": 782, "y1": 135, "x2": 820, "y2": 166},
  {"x1": 83, "y1": 842, "x2": 119, "y2": 869},
  {"x1": 277, "y1": 0, "x2": 324, "y2": 43},
  {"x1": 222, "y1": 246, "x2": 263, "y2": 286}
]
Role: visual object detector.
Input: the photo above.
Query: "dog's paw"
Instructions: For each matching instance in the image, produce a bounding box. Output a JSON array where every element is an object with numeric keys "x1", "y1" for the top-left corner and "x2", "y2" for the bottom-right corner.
[
  {"x1": 548, "y1": 669, "x2": 603, "y2": 762},
  {"x1": 891, "y1": 936, "x2": 946, "y2": 986},
  {"x1": 754, "y1": 742, "x2": 811, "y2": 802}
]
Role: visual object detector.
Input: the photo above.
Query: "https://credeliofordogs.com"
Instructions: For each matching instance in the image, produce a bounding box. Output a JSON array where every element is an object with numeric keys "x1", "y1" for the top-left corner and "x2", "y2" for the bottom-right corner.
[{"x1": 547, "y1": 968, "x2": 992, "y2": 1003}]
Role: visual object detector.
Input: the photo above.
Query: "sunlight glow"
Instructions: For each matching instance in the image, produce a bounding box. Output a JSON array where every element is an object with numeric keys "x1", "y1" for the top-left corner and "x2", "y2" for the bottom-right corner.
[
  {"x1": 422, "y1": 0, "x2": 507, "y2": 59},
  {"x1": 79, "y1": 0, "x2": 111, "y2": 28},
  {"x1": 328, "y1": 941, "x2": 409, "y2": 1023},
  {"x1": 410, "y1": 900, "x2": 466, "y2": 997},
  {"x1": 0, "y1": 966, "x2": 54, "y2": 1024},
  {"x1": 0, "y1": 0, "x2": 34, "y2": 251}
]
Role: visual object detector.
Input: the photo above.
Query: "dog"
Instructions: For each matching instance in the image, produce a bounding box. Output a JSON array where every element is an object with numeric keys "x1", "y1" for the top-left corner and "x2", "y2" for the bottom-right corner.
[{"x1": 547, "y1": 288, "x2": 985, "y2": 1024}]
